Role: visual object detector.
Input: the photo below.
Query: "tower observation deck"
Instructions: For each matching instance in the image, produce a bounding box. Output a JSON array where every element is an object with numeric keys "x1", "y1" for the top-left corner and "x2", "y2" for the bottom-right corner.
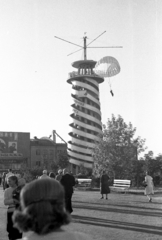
[{"x1": 67, "y1": 59, "x2": 104, "y2": 169}]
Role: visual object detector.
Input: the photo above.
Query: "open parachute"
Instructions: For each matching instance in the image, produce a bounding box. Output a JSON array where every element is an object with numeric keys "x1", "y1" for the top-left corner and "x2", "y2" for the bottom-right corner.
[
  {"x1": 94, "y1": 56, "x2": 120, "y2": 96},
  {"x1": 94, "y1": 56, "x2": 120, "y2": 77}
]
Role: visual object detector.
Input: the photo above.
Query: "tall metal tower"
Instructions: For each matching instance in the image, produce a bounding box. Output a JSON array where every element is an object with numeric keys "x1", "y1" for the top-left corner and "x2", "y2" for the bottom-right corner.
[{"x1": 55, "y1": 32, "x2": 122, "y2": 171}]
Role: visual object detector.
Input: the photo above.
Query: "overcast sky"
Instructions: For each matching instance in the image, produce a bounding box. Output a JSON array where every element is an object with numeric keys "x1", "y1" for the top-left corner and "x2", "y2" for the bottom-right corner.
[{"x1": 0, "y1": 0, "x2": 161, "y2": 156}]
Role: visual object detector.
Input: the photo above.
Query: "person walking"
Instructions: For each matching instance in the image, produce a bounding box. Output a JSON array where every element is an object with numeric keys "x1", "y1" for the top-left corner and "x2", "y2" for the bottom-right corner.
[
  {"x1": 144, "y1": 171, "x2": 154, "y2": 202},
  {"x1": 60, "y1": 168, "x2": 75, "y2": 213},
  {"x1": 49, "y1": 172, "x2": 55, "y2": 179},
  {"x1": 4, "y1": 175, "x2": 22, "y2": 240},
  {"x1": 55, "y1": 169, "x2": 63, "y2": 181},
  {"x1": 40, "y1": 170, "x2": 50, "y2": 179},
  {"x1": 12, "y1": 178, "x2": 92, "y2": 240},
  {"x1": 100, "y1": 170, "x2": 110, "y2": 200}
]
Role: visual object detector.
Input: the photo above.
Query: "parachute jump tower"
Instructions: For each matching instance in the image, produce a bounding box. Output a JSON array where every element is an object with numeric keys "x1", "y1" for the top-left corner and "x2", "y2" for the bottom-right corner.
[
  {"x1": 55, "y1": 32, "x2": 121, "y2": 171},
  {"x1": 67, "y1": 40, "x2": 104, "y2": 169}
]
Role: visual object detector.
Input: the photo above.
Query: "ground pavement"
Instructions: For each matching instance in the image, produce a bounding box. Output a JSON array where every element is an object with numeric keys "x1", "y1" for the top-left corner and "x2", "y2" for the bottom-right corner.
[{"x1": 1, "y1": 186, "x2": 162, "y2": 240}]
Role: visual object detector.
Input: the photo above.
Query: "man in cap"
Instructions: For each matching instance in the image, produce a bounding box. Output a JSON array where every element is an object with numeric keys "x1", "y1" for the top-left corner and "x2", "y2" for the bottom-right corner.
[{"x1": 40, "y1": 170, "x2": 50, "y2": 179}]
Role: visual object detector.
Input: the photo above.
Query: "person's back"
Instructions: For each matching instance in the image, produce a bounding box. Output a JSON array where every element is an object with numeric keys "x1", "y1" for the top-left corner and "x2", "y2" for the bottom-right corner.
[
  {"x1": 61, "y1": 173, "x2": 75, "y2": 194},
  {"x1": 55, "y1": 169, "x2": 63, "y2": 182},
  {"x1": 12, "y1": 178, "x2": 92, "y2": 240},
  {"x1": 60, "y1": 169, "x2": 75, "y2": 213},
  {"x1": 40, "y1": 170, "x2": 50, "y2": 179}
]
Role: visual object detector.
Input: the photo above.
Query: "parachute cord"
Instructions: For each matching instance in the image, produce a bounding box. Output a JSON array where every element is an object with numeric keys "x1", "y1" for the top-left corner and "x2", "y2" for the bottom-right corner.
[
  {"x1": 108, "y1": 78, "x2": 114, "y2": 97},
  {"x1": 107, "y1": 78, "x2": 110, "y2": 89}
]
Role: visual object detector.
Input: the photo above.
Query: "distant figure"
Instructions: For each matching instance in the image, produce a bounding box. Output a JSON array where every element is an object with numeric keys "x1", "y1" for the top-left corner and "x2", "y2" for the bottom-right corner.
[
  {"x1": 49, "y1": 172, "x2": 55, "y2": 179},
  {"x1": 0, "y1": 172, "x2": 2, "y2": 185},
  {"x1": 4, "y1": 175, "x2": 22, "y2": 240},
  {"x1": 144, "y1": 171, "x2": 154, "y2": 202},
  {"x1": 12, "y1": 178, "x2": 92, "y2": 240},
  {"x1": 55, "y1": 169, "x2": 63, "y2": 182},
  {"x1": 2, "y1": 172, "x2": 7, "y2": 190},
  {"x1": 100, "y1": 170, "x2": 110, "y2": 200},
  {"x1": 12, "y1": 173, "x2": 26, "y2": 211},
  {"x1": 40, "y1": 170, "x2": 50, "y2": 179},
  {"x1": 60, "y1": 168, "x2": 76, "y2": 213},
  {"x1": 5, "y1": 169, "x2": 14, "y2": 189},
  {"x1": 18, "y1": 172, "x2": 26, "y2": 187}
]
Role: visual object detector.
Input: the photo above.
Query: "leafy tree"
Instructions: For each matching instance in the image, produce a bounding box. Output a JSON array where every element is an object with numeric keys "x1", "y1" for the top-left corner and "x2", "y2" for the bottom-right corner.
[
  {"x1": 93, "y1": 114, "x2": 146, "y2": 180},
  {"x1": 57, "y1": 151, "x2": 69, "y2": 169}
]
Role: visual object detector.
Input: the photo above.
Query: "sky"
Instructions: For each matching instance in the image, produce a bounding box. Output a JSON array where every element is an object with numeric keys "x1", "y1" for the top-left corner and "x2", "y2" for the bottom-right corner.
[{"x1": 0, "y1": 0, "x2": 162, "y2": 156}]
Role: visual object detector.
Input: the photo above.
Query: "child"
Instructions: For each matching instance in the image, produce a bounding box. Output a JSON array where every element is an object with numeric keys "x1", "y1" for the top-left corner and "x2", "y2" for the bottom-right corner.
[{"x1": 12, "y1": 178, "x2": 92, "y2": 240}]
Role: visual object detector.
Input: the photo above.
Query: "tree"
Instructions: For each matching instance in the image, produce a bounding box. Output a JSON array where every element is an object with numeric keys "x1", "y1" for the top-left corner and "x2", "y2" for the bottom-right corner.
[
  {"x1": 93, "y1": 114, "x2": 146, "y2": 180},
  {"x1": 57, "y1": 151, "x2": 69, "y2": 169}
]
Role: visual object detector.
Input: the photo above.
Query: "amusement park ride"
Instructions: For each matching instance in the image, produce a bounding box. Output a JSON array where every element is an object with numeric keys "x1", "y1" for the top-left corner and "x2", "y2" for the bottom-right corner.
[{"x1": 55, "y1": 31, "x2": 122, "y2": 170}]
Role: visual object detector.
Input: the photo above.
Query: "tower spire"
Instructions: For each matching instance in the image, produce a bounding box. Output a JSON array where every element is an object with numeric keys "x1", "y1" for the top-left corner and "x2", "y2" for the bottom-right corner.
[{"x1": 83, "y1": 36, "x2": 87, "y2": 60}]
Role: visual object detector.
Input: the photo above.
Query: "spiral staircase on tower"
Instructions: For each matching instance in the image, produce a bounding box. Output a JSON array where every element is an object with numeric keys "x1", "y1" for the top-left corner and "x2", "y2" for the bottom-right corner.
[{"x1": 67, "y1": 60, "x2": 104, "y2": 169}]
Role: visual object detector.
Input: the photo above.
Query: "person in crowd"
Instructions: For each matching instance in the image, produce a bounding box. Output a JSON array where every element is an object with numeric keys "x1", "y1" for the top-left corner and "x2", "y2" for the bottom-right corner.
[
  {"x1": 0, "y1": 172, "x2": 2, "y2": 185},
  {"x1": 60, "y1": 168, "x2": 76, "y2": 213},
  {"x1": 40, "y1": 170, "x2": 50, "y2": 179},
  {"x1": 2, "y1": 172, "x2": 6, "y2": 190},
  {"x1": 14, "y1": 172, "x2": 20, "y2": 179},
  {"x1": 5, "y1": 169, "x2": 14, "y2": 189},
  {"x1": 49, "y1": 172, "x2": 55, "y2": 178},
  {"x1": 144, "y1": 171, "x2": 154, "y2": 202},
  {"x1": 12, "y1": 178, "x2": 91, "y2": 240},
  {"x1": 55, "y1": 169, "x2": 63, "y2": 181},
  {"x1": 100, "y1": 170, "x2": 110, "y2": 200},
  {"x1": 18, "y1": 173, "x2": 26, "y2": 187},
  {"x1": 4, "y1": 175, "x2": 23, "y2": 240}
]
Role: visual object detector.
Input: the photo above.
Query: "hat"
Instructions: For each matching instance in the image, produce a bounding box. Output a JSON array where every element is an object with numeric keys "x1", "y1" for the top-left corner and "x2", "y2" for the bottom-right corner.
[{"x1": 43, "y1": 170, "x2": 47, "y2": 174}]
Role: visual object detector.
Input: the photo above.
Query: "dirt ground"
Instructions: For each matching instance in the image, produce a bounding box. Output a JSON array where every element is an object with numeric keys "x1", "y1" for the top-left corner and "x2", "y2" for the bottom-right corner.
[{"x1": 1, "y1": 187, "x2": 162, "y2": 240}]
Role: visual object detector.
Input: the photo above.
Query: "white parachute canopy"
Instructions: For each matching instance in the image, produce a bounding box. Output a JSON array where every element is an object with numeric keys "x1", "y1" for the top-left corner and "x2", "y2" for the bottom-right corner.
[{"x1": 94, "y1": 56, "x2": 120, "y2": 78}]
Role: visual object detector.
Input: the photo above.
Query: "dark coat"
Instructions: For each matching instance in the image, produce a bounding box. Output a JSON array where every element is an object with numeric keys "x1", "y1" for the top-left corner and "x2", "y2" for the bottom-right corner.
[
  {"x1": 60, "y1": 173, "x2": 75, "y2": 196},
  {"x1": 100, "y1": 174, "x2": 110, "y2": 194}
]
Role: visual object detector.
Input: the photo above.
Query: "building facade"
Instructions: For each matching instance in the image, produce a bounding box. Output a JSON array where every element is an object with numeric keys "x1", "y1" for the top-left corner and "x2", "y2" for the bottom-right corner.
[
  {"x1": 0, "y1": 132, "x2": 67, "y2": 172},
  {"x1": 30, "y1": 137, "x2": 67, "y2": 170},
  {"x1": 0, "y1": 131, "x2": 30, "y2": 171}
]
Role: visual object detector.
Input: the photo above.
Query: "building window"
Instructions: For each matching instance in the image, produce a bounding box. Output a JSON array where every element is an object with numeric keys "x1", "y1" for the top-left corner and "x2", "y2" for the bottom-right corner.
[
  {"x1": 36, "y1": 149, "x2": 41, "y2": 155},
  {"x1": 36, "y1": 161, "x2": 40, "y2": 166}
]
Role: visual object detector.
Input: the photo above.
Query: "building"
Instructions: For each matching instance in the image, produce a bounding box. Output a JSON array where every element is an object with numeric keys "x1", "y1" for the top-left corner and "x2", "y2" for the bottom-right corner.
[
  {"x1": 67, "y1": 37, "x2": 104, "y2": 172},
  {"x1": 0, "y1": 131, "x2": 67, "y2": 172},
  {"x1": 30, "y1": 136, "x2": 67, "y2": 170},
  {"x1": 0, "y1": 131, "x2": 30, "y2": 171}
]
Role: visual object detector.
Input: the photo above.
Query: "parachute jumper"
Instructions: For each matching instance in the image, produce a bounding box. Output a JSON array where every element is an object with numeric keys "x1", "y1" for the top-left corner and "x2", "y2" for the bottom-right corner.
[{"x1": 94, "y1": 56, "x2": 121, "y2": 96}]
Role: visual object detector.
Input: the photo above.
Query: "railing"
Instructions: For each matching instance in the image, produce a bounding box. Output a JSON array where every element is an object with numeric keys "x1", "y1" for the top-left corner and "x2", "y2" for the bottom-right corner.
[{"x1": 68, "y1": 71, "x2": 99, "y2": 79}]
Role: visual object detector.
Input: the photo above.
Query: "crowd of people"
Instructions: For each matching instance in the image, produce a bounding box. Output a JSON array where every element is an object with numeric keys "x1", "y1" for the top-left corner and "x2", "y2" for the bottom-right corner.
[
  {"x1": 1, "y1": 168, "x2": 154, "y2": 240},
  {"x1": 2, "y1": 168, "x2": 81, "y2": 240}
]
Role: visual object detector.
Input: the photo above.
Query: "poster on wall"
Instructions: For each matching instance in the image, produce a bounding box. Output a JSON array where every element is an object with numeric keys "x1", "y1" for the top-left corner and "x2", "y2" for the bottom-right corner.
[
  {"x1": 8, "y1": 142, "x2": 17, "y2": 153},
  {"x1": 0, "y1": 132, "x2": 21, "y2": 157}
]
